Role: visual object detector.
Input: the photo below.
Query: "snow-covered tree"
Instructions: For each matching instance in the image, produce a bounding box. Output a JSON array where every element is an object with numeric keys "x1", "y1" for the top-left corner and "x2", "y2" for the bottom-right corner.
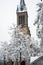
[
  {"x1": 34, "y1": 0, "x2": 43, "y2": 56},
  {"x1": 0, "y1": 41, "x2": 8, "y2": 61},
  {"x1": 30, "y1": 38, "x2": 40, "y2": 56},
  {"x1": 8, "y1": 25, "x2": 31, "y2": 62},
  {"x1": 0, "y1": 25, "x2": 39, "y2": 64},
  {"x1": 8, "y1": 25, "x2": 40, "y2": 63}
]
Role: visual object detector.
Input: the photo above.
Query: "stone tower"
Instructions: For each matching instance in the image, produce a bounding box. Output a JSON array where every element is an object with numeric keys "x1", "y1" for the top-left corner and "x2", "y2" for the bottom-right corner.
[{"x1": 16, "y1": 0, "x2": 31, "y2": 36}]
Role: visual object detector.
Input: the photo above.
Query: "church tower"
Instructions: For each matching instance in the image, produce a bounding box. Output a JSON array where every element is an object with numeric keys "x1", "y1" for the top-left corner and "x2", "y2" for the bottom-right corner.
[{"x1": 16, "y1": 0, "x2": 31, "y2": 36}]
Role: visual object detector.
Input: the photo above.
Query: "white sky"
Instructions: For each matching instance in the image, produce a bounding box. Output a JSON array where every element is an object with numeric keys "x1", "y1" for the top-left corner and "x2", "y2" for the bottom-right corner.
[{"x1": 0, "y1": 0, "x2": 41, "y2": 43}]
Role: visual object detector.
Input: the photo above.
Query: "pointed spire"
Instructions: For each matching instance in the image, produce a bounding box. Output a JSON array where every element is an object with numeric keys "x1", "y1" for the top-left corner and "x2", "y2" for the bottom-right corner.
[
  {"x1": 20, "y1": 0, "x2": 26, "y2": 10},
  {"x1": 20, "y1": 0, "x2": 25, "y2": 6},
  {"x1": 17, "y1": 0, "x2": 27, "y2": 12}
]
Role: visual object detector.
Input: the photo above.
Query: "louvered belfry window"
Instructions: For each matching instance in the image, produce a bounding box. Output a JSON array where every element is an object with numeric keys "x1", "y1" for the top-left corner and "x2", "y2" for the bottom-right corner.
[{"x1": 19, "y1": 16, "x2": 25, "y2": 26}]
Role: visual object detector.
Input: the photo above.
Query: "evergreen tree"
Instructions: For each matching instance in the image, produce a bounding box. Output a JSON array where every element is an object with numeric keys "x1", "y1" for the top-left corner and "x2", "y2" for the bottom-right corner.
[{"x1": 34, "y1": 1, "x2": 43, "y2": 56}]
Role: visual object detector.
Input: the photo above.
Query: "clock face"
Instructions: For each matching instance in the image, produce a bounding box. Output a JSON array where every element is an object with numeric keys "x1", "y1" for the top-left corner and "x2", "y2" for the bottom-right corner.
[{"x1": 37, "y1": 60, "x2": 43, "y2": 65}]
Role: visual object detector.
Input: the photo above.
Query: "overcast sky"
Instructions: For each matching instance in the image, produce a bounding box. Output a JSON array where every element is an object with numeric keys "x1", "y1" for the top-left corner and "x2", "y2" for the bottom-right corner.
[{"x1": 0, "y1": 0, "x2": 41, "y2": 43}]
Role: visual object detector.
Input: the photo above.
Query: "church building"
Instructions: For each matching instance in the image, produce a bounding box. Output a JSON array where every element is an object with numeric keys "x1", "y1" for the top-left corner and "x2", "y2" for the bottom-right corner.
[{"x1": 16, "y1": 0, "x2": 31, "y2": 36}]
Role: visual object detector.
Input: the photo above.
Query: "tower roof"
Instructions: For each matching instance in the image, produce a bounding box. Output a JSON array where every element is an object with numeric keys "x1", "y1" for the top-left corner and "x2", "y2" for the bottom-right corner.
[{"x1": 17, "y1": 0, "x2": 27, "y2": 12}]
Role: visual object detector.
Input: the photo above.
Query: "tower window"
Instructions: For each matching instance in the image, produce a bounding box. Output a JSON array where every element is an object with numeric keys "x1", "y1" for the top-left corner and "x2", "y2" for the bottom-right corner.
[
  {"x1": 23, "y1": 16, "x2": 25, "y2": 25},
  {"x1": 19, "y1": 16, "x2": 25, "y2": 26}
]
